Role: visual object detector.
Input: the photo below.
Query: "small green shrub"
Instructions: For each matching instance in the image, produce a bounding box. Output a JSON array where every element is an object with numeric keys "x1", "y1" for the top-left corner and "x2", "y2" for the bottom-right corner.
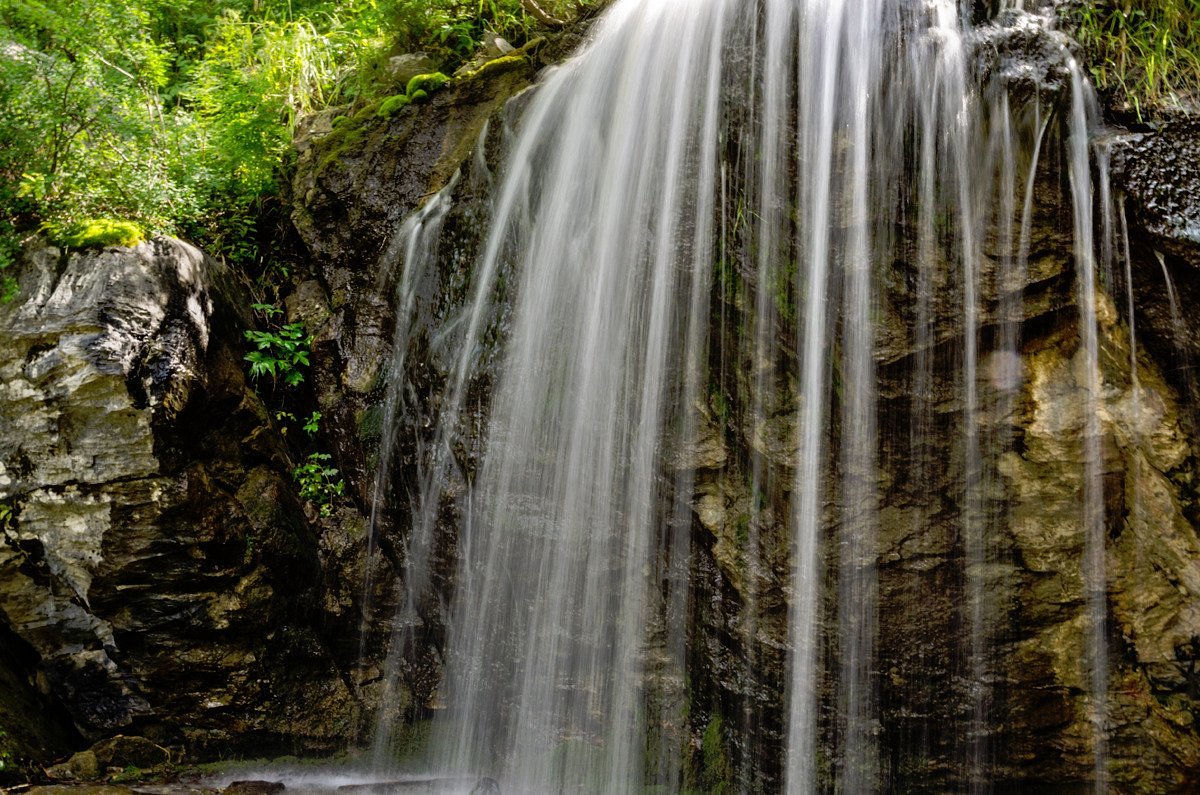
[
  {"x1": 52, "y1": 219, "x2": 146, "y2": 249},
  {"x1": 293, "y1": 452, "x2": 345, "y2": 516},
  {"x1": 303, "y1": 411, "x2": 322, "y2": 435}
]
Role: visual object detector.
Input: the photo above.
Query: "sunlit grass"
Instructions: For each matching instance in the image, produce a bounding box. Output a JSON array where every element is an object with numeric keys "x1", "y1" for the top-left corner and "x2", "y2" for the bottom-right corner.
[{"x1": 1072, "y1": 0, "x2": 1200, "y2": 117}]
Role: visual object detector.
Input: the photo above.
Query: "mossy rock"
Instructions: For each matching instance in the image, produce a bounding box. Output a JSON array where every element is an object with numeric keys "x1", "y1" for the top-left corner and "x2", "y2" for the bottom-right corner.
[
  {"x1": 376, "y1": 94, "x2": 411, "y2": 119},
  {"x1": 405, "y1": 71, "x2": 450, "y2": 98},
  {"x1": 52, "y1": 219, "x2": 145, "y2": 249},
  {"x1": 457, "y1": 52, "x2": 530, "y2": 82}
]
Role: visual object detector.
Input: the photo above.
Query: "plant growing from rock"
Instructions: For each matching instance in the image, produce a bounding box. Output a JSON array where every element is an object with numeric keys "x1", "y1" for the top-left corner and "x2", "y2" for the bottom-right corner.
[
  {"x1": 1073, "y1": 0, "x2": 1200, "y2": 115},
  {"x1": 244, "y1": 303, "x2": 312, "y2": 387},
  {"x1": 294, "y1": 452, "x2": 345, "y2": 517}
]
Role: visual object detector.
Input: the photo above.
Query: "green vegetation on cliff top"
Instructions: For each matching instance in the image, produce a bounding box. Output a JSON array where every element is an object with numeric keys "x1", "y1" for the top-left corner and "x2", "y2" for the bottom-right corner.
[
  {"x1": 1, "y1": 0, "x2": 1192, "y2": 293},
  {"x1": 0, "y1": 0, "x2": 589, "y2": 287}
]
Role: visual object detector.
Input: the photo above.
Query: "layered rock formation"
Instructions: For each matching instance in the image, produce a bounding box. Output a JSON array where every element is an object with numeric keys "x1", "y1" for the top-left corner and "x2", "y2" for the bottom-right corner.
[{"x1": 0, "y1": 239, "x2": 357, "y2": 770}]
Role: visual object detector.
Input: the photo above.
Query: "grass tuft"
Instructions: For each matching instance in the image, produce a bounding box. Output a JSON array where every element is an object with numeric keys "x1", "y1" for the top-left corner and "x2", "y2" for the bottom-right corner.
[{"x1": 1071, "y1": 0, "x2": 1200, "y2": 117}]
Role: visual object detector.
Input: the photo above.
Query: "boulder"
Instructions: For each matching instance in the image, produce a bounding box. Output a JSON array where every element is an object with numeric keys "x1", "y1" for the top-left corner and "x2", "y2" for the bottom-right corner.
[{"x1": 0, "y1": 239, "x2": 356, "y2": 761}]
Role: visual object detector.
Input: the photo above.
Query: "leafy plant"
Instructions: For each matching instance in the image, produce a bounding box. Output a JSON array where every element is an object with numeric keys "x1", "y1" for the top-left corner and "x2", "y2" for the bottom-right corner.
[
  {"x1": 303, "y1": 410, "x2": 322, "y2": 435},
  {"x1": 244, "y1": 304, "x2": 311, "y2": 387},
  {"x1": 293, "y1": 451, "x2": 344, "y2": 516}
]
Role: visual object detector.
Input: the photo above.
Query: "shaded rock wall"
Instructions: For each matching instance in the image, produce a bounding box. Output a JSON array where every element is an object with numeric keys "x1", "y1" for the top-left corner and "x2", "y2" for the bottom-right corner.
[{"x1": 0, "y1": 239, "x2": 357, "y2": 767}]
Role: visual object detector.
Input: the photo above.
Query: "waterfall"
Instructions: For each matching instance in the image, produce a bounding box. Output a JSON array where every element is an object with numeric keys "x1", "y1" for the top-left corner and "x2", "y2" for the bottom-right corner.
[
  {"x1": 421, "y1": 3, "x2": 730, "y2": 790},
  {"x1": 1068, "y1": 61, "x2": 1109, "y2": 793},
  {"x1": 366, "y1": 0, "x2": 1125, "y2": 790}
]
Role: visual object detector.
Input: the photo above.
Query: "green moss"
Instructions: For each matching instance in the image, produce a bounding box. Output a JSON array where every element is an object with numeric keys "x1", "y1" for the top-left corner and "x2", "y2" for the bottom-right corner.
[
  {"x1": 110, "y1": 765, "x2": 148, "y2": 783},
  {"x1": 405, "y1": 71, "x2": 450, "y2": 98},
  {"x1": 699, "y1": 713, "x2": 733, "y2": 794},
  {"x1": 377, "y1": 94, "x2": 411, "y2": 118},
  {"x1": 357, "y1": 404, "x2": 384, "y2": 443},
  {"x1": 408, "y1": 88, "x2": 428, "y2": 103},
  {"x1": 315, "y1": 101, "x2": 379, "y2": 172},
  {"x1": 331, "y1": 115, "x2": 349, "y2": 127},
  {"x1": 52, "y1": 219, "x2": 145, "y2": 249},
  {"x1": 458, "y1": 52, "x2": 531, "y2": 82}
]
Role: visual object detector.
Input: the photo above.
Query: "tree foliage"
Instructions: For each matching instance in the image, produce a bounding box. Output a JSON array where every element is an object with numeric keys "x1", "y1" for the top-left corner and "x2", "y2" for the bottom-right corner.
[{"x1": 0, "y1": 0, "x2": 589, "y2": 284}]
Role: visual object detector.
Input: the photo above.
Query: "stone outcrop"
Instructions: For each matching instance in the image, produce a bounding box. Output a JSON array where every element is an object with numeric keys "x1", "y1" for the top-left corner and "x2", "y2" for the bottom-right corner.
[
  {"x1": 0, "y1": 239, "x2": 356, "y2": 770},
  {"x1": 281, "y1": 14, "x2": 1200, "y2": 793}
]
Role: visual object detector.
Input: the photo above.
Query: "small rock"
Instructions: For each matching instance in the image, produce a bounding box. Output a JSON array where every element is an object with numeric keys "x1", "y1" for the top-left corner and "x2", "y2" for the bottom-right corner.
[
  {"x1": 387, "y1": 53, "x2": 439, "y2": 86},
  {"x1": 222, "y1": 781, "x2": 286, "y2": 795},
  {"x1": 45, "y1": 749, "x2": 100, "y2": 782},
  {"x1": 91, "y1": 735, "x2": 171, "y2": 770}
]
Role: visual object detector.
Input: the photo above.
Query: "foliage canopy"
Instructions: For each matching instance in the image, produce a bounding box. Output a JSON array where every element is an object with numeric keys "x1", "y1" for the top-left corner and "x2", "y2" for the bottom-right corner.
[{"x1": 0, "y1": 0, "x2": 587, "y2": 287}]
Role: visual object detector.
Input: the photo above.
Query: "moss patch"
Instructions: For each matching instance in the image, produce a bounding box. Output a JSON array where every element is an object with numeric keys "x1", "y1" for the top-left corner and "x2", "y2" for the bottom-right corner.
[
  {"x1": 377, "y1": 94, "x2": 411, "y2": 119},
  {"x1": 457, "y1": 52, "x2": 531, "y2": 82},
  {"x1": 699, "y1": 713, "x2": 733, "y2": 794},
  {"x1": 52, "y1": 219, "x2": 145, "y2": 249},
  {"x1": 405, "y1": 72, "x2": 450, "y2": 97}
]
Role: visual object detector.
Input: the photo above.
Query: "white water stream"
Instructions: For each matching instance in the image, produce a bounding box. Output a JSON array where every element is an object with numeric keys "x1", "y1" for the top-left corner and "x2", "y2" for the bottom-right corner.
[{"x1": 364, "y1": 1, "x2": 1120, "y2": 791}]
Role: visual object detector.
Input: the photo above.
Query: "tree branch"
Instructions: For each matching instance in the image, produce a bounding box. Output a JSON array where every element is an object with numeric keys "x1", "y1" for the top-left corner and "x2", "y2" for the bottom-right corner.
[{"x1": 521, "y1": 0, "x2": 566, "y2": 29}]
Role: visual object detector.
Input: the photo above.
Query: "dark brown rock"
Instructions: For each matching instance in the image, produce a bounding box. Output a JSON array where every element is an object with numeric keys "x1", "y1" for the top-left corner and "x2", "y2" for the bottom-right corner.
[{"x1": 221, "y1": 782, "x2": 285, "y2": 795}]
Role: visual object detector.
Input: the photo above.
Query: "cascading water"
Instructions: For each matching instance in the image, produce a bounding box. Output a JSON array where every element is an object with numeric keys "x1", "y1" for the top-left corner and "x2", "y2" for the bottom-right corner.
[{"x1": 365, "y1": 0, "x2": 1129, "y2": 790}]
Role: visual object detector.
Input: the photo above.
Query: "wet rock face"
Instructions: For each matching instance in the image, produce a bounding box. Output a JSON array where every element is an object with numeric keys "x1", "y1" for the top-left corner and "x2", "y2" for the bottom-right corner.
[
  {"x1": 679, "y1": 72, "x2": 1200, "y2": 795},
  {"x1": 0, "y1": 240, "x2": 354, "y2": 761},
  {"x1": 281, "y1": 25, "x2": 1200, "y2": 795},
  {"x1": 283, "y1": 40, "x2": 548, "y2": 725},
  {"x1": 1113, "y1": 121, "x2": 1200, "y2": 261}
]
